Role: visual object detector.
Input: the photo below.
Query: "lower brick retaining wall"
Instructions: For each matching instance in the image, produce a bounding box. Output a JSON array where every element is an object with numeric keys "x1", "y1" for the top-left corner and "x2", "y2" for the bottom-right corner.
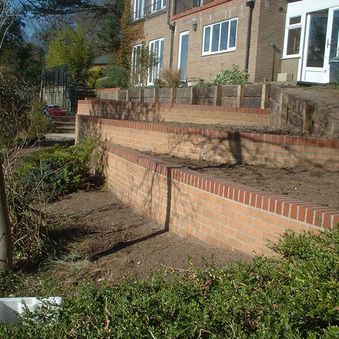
[
  {"x1": 105, "y1": 143, "x2": 338, "y2": 256},
  {"x1": 77, "y1": 115, "x2": 339, "y2": 170},
  {"x1": 78, "y1": 100, "x2": 270, "y2": 127}
]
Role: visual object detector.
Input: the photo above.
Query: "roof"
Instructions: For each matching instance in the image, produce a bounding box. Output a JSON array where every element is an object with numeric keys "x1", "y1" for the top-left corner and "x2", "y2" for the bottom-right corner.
[{"x1": 92, "y1": 54, "x2": 114, "y2": 65}]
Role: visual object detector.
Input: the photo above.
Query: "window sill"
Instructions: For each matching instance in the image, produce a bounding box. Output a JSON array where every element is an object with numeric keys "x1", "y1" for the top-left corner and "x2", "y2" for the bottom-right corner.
[
  {"x1": 202, "y1": 48, "x2": 236, "y2": 56},
  {"x1": 133, "y1": 16, "x2": 146, "y2": 22},
  {"x1": 148, "y1": 8, "x2": 167, "y2": 18},
  {"x1": 281, "y1": 55, "x2": 301, "y2": 60}
]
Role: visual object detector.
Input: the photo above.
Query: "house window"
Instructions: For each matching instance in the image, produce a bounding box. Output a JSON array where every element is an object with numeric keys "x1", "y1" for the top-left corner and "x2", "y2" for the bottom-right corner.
[
  {"x1": 152, "y1": 0, "x2": 166, "y2": 13},
  {"x1": 193, "y1": 0, "x2": 203, "y2": 8},
  {"x1": 285, "y1": 16, "x2": 302, "y2": 56},
  {"x1": 131, "y1": 44, "x2": 144, "y2": 85},
  {"x1": 148, "y1": 38, "x2": 164, "y2": 85},
  {"x1": 134, "y1": 0, "x2": 145, "y2": 20},
  {"x1": 202, "y1": 18, "x2": 238, "y2": 55}
]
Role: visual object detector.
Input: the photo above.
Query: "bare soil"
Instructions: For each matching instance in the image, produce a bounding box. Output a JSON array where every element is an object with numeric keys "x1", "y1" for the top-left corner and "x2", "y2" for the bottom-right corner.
[
  {"x1": 145, "y1": 152, "x2": 339, "y2": 210},
  {"x1": 44, "y1": 190, "x2": 248, "y2": 288},
  {"x1": 149, "y1": 120, "x2": 305, "y2": 136}
]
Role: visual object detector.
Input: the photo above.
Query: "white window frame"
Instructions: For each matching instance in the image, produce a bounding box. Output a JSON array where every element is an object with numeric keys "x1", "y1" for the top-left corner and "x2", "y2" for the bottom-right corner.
[
  {"x1": 131, "y1": 43, "x2": 144, "y2": 86},
  {"x1": 178, "y1": 31, "x2": 189, "y2": 81},
  {"x1": 148, "y1": 38, "x2": 164, "y2": 85},
  {"x1": 283, "y1": 15, "x2": 303, "y2": 58},
  {"x1": 151, "y1": 0, "x2": 166, "y2": 13},
  {"x1": 134, "y1": 0, "x2": 145, "y2": 20},
  {"x1": 202, "y1": 18, "x2": 238, "y2": 56}
]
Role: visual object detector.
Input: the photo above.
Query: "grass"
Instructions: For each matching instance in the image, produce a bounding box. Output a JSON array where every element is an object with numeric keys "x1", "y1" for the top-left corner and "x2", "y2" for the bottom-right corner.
[{"x1": 0, "y1": 229, "x2": 338, "y2": 338}]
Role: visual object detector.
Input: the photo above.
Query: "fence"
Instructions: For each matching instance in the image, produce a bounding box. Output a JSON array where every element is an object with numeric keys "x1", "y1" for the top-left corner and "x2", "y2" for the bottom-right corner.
[{"x1": 115, "y1": 84, "x2": 270, "y2": 109}]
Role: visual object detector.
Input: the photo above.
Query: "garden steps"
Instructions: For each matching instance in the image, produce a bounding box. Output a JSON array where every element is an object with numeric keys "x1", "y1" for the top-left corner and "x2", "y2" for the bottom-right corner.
[{"x1": 50, "y1": 116, "x2": 76, "y2": 134}]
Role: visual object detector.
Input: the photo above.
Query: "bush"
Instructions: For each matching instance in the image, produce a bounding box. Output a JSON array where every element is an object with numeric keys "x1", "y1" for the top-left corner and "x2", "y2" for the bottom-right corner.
[
  {"x1": 96, "y1": 65, "x2": 129, "y2": 88},
  {"x1": 4, "y1": 140, "x2": 98, "y2": 260},
  {"x1": 213, "y1": 65, "x2": 250, "y2": 85},
  {"x1": 0, "y1": 70, "x2": 51, "y2": 149},
  {"x1": 0, "y1": 230, "x2": 338, "y2": 337},
  {"x1": 87, "y1": 67, "x2": 105, "y2": 88},
  {"x1": 0, "y1": 70, "x2": 34, "y2": 148},
  {"x1": 13, "y1": 140, "x2": 97, "y2": 203},
  {"x1": 161, "y1": 68, "x2": 181, "y2": 88},
  {"x1": 27, "y1": 101, "x2": 53, "y2": 142}
]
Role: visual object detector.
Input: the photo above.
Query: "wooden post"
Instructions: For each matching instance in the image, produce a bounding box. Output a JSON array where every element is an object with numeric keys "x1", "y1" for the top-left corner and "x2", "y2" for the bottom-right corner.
[
  {"x1": 236, "y1": 85, "x2": 245, "y2": 108},
  {"x1": 126, "y1": 88, "x2": 131, "y2": 102},
  {"x1": 154, "y1": 87, "x2": 159, "y2": 104},
  {"x1": 190, "y1": 87, "x2": 197, "y2": 105},
  {"x1": 213, "y1": 85, "x2": 222, "y2": 106},
  {"x1": 0, "y1": 156, "x2": 12, "y2": 271},
  {"x1": 261, "y1": 83, "x2": 270, "y2": 109},
  {"x1": 279, "y1": 92, "x2": 289, "y2": 128},
  {"x1": 171, "y1": 87, "x2": 176, "y2": 104},
  {"x1": 303, "y1": 102, "x2": 314, "y2": 133},
  {"x1": 139, "y1": 88, "x2": 144, "y2": 104}
]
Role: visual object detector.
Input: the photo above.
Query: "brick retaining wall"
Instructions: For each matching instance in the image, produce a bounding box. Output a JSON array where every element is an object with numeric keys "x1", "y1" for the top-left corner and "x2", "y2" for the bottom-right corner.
[
  {"x1": 77, "y1": 99, "x2": 270, "y2": 127},
  {"x1": 104, "y1": 143, "x2": 339, "y2": 255},
  {"x1": 77, "y1": 115, "x2": 339, "y2": 170}
]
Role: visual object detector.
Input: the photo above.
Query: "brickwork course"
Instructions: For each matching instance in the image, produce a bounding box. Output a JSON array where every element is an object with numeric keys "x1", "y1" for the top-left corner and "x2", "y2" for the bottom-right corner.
[{"x1": 103, "y1": 142, "x2": 338, "y2": 256}]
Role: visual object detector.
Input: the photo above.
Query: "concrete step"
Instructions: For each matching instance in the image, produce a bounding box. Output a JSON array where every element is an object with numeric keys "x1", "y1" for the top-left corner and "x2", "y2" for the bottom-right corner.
[
  {"x1": 50, "y1": 116, "x2": 75, "y2": 123},
  {"x1": 56, "y1": 126, "x2": 75, "y2": 131},
  {"x1": 53, "y1": 120, "x2": 75, "y2": 126}
]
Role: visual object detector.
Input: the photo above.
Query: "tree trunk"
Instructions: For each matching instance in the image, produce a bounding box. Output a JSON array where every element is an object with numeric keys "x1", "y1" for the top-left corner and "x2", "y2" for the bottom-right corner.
[{"x1": 0, "y1": 155, "x2": 12, "y2": 271}]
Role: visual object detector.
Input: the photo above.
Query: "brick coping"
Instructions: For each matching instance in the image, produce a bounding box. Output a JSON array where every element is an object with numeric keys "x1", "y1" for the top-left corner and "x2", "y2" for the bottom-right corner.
[
  {"x1": 79, "y1": 115, "x2": 339, "y2": 149},
  {"x1": 78, "y1": 99, "x2": 269, "y2": 114},
  {"x1": 106, "y1": 143, "x2": 339, "y2": 229}
]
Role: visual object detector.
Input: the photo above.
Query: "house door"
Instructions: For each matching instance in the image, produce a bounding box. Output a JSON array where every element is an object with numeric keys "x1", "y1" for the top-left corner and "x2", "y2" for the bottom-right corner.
[
  {"x1": 302, "y1": 8, "x2": 339, "y2": 83},
  {"x1": 178, "y1": 31, "x2": 189, "y2": 81}
]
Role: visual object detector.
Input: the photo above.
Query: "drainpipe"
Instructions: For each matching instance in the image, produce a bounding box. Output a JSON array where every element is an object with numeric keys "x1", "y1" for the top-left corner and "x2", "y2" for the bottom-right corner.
[
  {"x1": 244, "y1": 0, "x2": 256, "y2": 72},
  {"x1": 167, "y1": 0, "x2": 176, "y2": 71}
]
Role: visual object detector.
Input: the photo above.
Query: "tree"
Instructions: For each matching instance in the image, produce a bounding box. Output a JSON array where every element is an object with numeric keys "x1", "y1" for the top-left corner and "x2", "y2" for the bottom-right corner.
[
  {"x1": 0, "y1": 0, "x2": 17, "y2": 50},
  {"x1": 0, "y1": 155, "x2": 12, "y2": 272},
  {"x1": 20, "y1": 0, "x2": 107, "y2": 16},
  {"x1": 45, "y1": 27, "x2": 93, "y2": 84}
]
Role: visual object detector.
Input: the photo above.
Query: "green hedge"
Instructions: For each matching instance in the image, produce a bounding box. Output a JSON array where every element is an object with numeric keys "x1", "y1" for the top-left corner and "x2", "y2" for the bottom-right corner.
[
  {"x1": 95, "y1": 65, "x2": 129, "y2": 88},
  {"x1": 0, "y1": 230, "x2": 338, "y2": 338}
]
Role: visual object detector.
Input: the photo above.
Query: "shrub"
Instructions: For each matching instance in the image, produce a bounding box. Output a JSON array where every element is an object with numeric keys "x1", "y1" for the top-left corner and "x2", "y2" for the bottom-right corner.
[
  {"x1": 13, "y1": 140, "x2": 97, "y2": 202},
  {"x1": 87, "y1": 67, "x2": 105, "y2": 88},
  {"x1": 3, "y1": 140, "x2": 98, "y2": 260},
  {"x1": 213, "y1": 65, "x2": 250, "y2": 85},
  {"x1": 96, "y1": 65, "x2": 129, "y2": 88},
  {"x1": 27, "y1": 101, "x2": 53, "y2": 142},
  {"x1": 161, "y1": 68, "x2": 181, "y2": 88},
  {"x1": 0, "y1": 70, "x2": 34, "y2": 148},
  {"x1": 0, "y1": 229, "x2": 338, "y2": 337}
]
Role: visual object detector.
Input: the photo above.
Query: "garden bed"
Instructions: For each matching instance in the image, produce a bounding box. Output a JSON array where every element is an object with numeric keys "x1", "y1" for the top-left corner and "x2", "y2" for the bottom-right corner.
[
  {"x1": 145, "y1": 152, "x2": 339, "y2": 210},
  {"x1": 42, "y1": 190, "x2": 248, "y2": 289}
]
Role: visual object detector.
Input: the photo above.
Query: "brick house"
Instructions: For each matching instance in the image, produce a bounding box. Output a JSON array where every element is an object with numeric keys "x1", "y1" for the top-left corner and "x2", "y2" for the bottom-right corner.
[
  {"x1": 130, "y1": 0, "x2": 286, "y2": 84},
  {"x1": 280, "y1": 0, "x2": 339, "y2": 83}
]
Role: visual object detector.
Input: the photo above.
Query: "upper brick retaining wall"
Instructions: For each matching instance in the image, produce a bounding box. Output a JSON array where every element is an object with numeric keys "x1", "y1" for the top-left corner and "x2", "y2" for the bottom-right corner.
[
  {"x1": 77, "y1": 115, "x2": 339, "y2": 170},
  {"x1": 105, "y1": 143, "x2": 339, "y2": 256},
  {"x1": 78, "y1": 99, "x2": 270, "y2": 127}
]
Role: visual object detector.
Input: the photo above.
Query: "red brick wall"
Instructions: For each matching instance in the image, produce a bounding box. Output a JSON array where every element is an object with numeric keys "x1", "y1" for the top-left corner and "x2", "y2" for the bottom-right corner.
[
  {"x1": 105, "y1": 143, "x2": 339, "y2": 256},
  {"x1": 77, "y1": 100, "x2": 270, "y2": 127},
  {"x1": 77, "y1": 115, "x2": 339, "y2": 170}
]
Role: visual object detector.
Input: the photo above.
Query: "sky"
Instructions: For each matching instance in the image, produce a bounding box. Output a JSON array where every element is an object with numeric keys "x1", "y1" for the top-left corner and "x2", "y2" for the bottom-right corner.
[{"x1": 12, "y1": 0, "x2": 36, "y2": 38}]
